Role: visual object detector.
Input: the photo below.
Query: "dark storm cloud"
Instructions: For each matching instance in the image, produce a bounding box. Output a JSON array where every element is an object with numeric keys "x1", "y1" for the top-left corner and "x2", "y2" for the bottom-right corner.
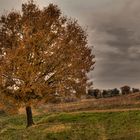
[
  {"x1": 90, "y1": 0, "x2": 140, "y2": 88},
  {"x1": 105, "y1": 28, "x2": 139, "y2": 50}
]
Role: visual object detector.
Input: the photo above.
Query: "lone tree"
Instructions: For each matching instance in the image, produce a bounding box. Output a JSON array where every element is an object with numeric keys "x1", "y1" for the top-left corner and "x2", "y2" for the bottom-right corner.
[
  {"x1": 121, "y1": 86, "x2": 131, "y2": 95},
  {"x1": 0, "y1": 1, "x2": 94, "y2": 127}
]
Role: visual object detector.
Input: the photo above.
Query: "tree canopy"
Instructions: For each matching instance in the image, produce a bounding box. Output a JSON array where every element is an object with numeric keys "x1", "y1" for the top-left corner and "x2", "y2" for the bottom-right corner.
[{"x1": 0, "y1": 0, "x2": 94, "y2": 126}]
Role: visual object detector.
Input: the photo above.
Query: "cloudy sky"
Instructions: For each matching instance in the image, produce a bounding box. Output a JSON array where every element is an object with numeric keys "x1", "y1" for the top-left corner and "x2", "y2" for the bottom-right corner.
[{"x1": 0, "y1": 0, "x2": 140, "y2": 89}]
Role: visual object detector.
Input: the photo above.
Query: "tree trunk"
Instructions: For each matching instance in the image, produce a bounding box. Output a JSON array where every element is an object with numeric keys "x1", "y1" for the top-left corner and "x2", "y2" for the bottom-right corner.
[{"x1": 26, "y1": 106, "x2": 34, "y2": 127}]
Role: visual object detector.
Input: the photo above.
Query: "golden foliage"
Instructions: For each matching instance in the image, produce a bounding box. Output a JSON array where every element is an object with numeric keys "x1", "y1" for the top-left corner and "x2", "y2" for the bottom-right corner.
[{"x1": 0, "y1": 1, "x2": 94, "y2": 107}]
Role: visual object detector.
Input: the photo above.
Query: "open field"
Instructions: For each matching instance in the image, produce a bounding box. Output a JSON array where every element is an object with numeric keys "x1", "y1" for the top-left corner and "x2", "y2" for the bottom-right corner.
[
  {"x1": 17, "y1": 92, "x2": 140, "y2": 115},
  {"x1": 35, "y1": 92, "x2": 140, "y2": 113},
  {"x1": 1, "y1": 93, "x2": 140, "y2": 140},
  {"x1": 1, "y1": 110, "x2": 140, "y2": 140}
]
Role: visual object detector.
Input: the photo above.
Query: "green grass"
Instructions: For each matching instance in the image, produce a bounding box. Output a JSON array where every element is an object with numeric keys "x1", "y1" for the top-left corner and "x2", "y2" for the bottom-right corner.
[{"x1": 1, "y1": 111, "x2": 140, "y2": 140}]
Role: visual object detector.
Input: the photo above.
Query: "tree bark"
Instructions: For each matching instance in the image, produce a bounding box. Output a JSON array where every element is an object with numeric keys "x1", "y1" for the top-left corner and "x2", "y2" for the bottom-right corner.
[{"x1": 26, "y1": 106, "x2": 34, "y2": 127}]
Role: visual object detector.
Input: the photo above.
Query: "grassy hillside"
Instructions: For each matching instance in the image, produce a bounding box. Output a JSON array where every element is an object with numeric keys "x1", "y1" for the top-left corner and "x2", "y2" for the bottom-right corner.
[
  {"x1": 1, "y1": 110, "x2": 140, "y2": 140},
  {"x1": 38, "y1": 93, "x2": 140, "y2": 113}
]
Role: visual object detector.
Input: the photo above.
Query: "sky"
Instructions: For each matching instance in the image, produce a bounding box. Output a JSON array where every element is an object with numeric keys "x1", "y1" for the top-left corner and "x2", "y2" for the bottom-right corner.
[{"x1": 0, "y1": 0, "x2": 140, "y2": 89}]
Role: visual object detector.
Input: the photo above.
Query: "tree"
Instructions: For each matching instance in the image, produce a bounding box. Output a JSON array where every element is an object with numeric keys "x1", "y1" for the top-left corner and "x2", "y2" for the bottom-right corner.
[
  {"x1": 0, "y1": 1, "x2": 94, "y2": 127},
  {"x1": 111, "y1": 88, "x2": 120, "y2": 96},
  {"x1": 132, "y1": 88, "x2": 140, "y2": 93},
  {"x1": 102, "y1": 90, "x2": 108, "y2": 98},
  {"x1": 120, "y1": 86, "x2": 131, "y2": 95},
  {"x1": 87, "y1": 89, "x2": 100, "y2": 98}
]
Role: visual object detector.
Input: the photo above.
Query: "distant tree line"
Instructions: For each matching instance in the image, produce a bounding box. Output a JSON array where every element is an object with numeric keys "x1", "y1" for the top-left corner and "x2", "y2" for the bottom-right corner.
[{"x1": 87, "y1": 86, "x2": 140, "y2": 99}]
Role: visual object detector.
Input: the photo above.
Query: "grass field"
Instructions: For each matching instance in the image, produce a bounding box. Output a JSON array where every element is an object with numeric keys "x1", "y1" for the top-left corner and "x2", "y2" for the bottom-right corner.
[
  {"x1": 1, "y1": 110, "x2": 140, "y2": 140},
  {"x1": 1, "y1": 93, "x2": 140, "y2": 140}
]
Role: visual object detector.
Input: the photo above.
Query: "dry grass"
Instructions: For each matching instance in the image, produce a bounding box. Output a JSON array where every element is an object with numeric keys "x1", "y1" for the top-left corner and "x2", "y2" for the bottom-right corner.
[
  {"x1": 39, "y1": 92, "x2": 140, "y2": 113},
  {"x1": 18, "y1": 107, "x2": 40, "y2": 115},
  {"x1": 43, "y1": 124, "x2": 71, "y2": 133},
  {"x1": 17, "y1": 92, "x2": 140, "y2": 114}
]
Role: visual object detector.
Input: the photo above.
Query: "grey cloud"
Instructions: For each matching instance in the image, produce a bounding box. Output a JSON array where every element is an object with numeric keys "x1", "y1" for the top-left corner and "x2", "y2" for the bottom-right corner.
[
  {"x1": 88, "y1": 0, "x2": 140, "y2": 88},
  {"x1": 0, "y1": 0, "x2": 21, "y2": 13}
]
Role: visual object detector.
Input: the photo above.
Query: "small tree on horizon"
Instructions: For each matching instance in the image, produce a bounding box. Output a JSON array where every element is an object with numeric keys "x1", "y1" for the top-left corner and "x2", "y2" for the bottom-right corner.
[
  {"x1": 120, "y1": 86, "x2": 131, "y2": 95},
  {"x1": 0, "y1": 1, "x2": 94, "y2": 127}
]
